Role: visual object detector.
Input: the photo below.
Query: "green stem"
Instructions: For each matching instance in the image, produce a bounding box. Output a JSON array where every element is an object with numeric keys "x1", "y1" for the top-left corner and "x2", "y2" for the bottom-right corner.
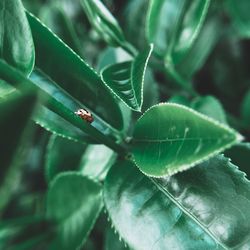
[{"x1": 0, "y1": 60, "x2": 128, "y2": 156}]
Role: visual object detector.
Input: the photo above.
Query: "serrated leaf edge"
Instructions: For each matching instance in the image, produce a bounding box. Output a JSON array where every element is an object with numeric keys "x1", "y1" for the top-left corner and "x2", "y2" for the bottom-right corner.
[
  {"x1": 100, "y1": 44, "x2": 153, "y2": 112},
  {"x1": 133, "y1": 102, "x2": 243, "y2": 178}
]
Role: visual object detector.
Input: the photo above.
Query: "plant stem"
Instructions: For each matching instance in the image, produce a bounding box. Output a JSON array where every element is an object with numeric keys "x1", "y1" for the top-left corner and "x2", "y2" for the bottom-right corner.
[
  {"x1": 120, "y1": 41, "x2": 138, "y2": 57},
  {"x1": 0, "y1": 60, "x2": 128, "y2": 156}
]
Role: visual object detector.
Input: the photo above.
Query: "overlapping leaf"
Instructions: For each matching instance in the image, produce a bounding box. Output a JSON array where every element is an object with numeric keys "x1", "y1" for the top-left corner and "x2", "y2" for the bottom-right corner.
[
  {"x1": 26, "y1": 12, "x2": 123, "y2": 131},
  {"x1": 0, "y1": 0, "x2": 34, "y2": 75},
  {"x1": 47, "y1": 173, "x2": 103, "y2": 250},
  {"x1": 132, "y1": 103, "x2": 242, "y2": 177},
  {"x1": 101, "y1": 44, "x2": 153, "y2": 111},
  {"x1": 104, "y1": 156, "x2": 250, "y2": 250},
  {"x1": 80, "y1": 0, "x2": 126, "y2": 47}
]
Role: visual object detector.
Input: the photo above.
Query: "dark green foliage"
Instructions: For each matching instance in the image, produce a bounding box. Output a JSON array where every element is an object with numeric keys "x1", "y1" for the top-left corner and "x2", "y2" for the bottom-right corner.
[{"x1": 0, "y1": 0, "x2": 250, "y2": 249}]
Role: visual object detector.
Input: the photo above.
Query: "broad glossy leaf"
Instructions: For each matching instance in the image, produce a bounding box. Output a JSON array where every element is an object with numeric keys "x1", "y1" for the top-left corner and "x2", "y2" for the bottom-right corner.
[
  {"x1": 101, "y1": 44, "x2": 153, "y2": 111},
  {"x1": 47, "y1": 173, "x2": 103, "y2": 250},
  {"x1": 146, "y1": 0, "x2": 211, "y2": 61},
  {"x1": 226, "y1": 0, "x2": 250, "y2": 38},
  {"x1": 0, "y1": 0, "x2": 34, "y2": 75},
  {"x1": 132, "y1": 103, "x2": 242, "y2": 177},
  {"x1": 26, "y1": 12, "x2": 123, "y2": 131},
  {"x1": 45, "y1": 135, "x2": 86, "y2": 182},
  {"x1": 191, "y1": 96, "x2": 227, "y2": 124},
  {"x1": 225, "y1": 143, "x2": 250, "y2": 179},
  {"x1": 80, "y1": 144, "x2": 117, "y2": 181},
  {"x1": 80, "y1": 0, "x2": 126, "y2": 47},
  {"x1": 104, "y1": 227, "x2": 128, "y2": 250},
  {"x1": 240, "y1": 89, "x2": 250, "y2": 125},
  {"x1": 104, "y1": 157, "x2": 250, "y2": 249}
]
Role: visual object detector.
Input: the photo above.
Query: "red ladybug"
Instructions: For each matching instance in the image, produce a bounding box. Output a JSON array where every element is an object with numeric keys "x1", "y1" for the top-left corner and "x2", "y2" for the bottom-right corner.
[{"x1": 75, "y1": 109, "x2": 94, "y2": 123}]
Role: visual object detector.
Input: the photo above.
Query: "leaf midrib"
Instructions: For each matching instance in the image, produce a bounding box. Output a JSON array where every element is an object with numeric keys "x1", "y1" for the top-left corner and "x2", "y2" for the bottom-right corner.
[{"x1": 151, "y1": 178, "x2": 228, "y2": 249}]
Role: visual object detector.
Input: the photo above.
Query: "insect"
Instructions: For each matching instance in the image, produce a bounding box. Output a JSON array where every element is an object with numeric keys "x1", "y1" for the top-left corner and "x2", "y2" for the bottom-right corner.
[{"x1": 75, "y1": 108, "x2": 94, "y2": 123}]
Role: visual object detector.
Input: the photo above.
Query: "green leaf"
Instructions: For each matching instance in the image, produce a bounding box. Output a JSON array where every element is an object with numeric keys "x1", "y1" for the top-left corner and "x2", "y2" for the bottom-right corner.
[
  {"x1": 191, "y1": 96, "x2": 227, "y2": 124},
  {"x1": 101, "y1": 44, "x2": 153, "y2": 111},
  {"x1": 240, "y1": 89, "x2": 250, "y2": 125},
  {"x1": 47, "y1": 173, "x2": 103, "y2": 250},
  {"x1": 0, "y1": 59, "x2": 126, "y2": 155},
  {"x1": 174, "y1": 16, "x2": 221, "y2": 79},
  {"x1": 30, "y1": 69, "x2": 110, "y2": 143},
  {"x1": 226, "y1": 0, "x2": 250, "y2": 38},
  {"x1": 26, "y1": 12, "x2": 123, "y2": 131},
  {"x1": 0, "y1": 91, "x2": 37, "y2": 209},
  {"x1": 225, "y1": 143, "x2": 250, "y2": 179},
  {"x1": 80, "y1": 144, "x2": 117, "y2": 181},
  {"x1": 45, "y1": 135, "x2": 86, "y2": 182},
  {"x1": 146, "y1": 0, "x2": 211, "y2": 61},
  {"x1": 132, "y1": 103, "x2": 242, "y2": 177},
  {"x1": 104, "y1": 157, "x2": 250, "y2": 249},
  {"x1": 0, "y1": 0, "x2": 34, "y2": 75},
  {"x1": 80, "y1": 0, "x2": 126, "y2": 47}
]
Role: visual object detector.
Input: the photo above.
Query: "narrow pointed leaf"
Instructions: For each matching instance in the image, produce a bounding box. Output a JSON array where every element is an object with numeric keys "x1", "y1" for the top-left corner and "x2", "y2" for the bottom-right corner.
[
  {"x1": 0, "y1": 0, "x2": 34, "y2": 75},
  {"x1": 30, "y1": 69, "x2": 112, "y2": 142},
  {"x1": 101, "y1": 44, "x2": 153, "y2": 111},
  {"x1": 47, "y1": 173, "x2": 103, "y2": 250},
  {"x1": 146, "y1": 0, "x2": 211, "y2": 62},
  {"x1": 80, "y1": 0, "x2": 126, "y2": 47},
  {"x1": 132, "y1": 103, "x2": 242, "y2": 177},
  {"x1": 26, "y1": 12, "x2": 123, "y2": 131},
  {"x1": 104, "y1": 156, "x2": 250, "y2": 249}
]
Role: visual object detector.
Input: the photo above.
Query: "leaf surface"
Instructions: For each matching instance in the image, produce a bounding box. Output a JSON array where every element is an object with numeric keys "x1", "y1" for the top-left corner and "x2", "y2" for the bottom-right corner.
[
  {"x1": 0, "y1": 0, "x2": 34, "y2": 75},
  {"x1": 104, "y1": 157, "x2": 250, "y2": 250},
  {"x1": 26, "y1": 12, "x2": 123, "y2": 131},
  {"x1": 47, "y1": 173, "x2": 103, "y2": 250},
  {"x1": 101, "y1": 44, "x2": 153, "y2": 111},
  {"x1": 132, "y1": 103, "x2": 242, "y2": 177},
  {"x1": 45, "y1": 135, "x2": 86, "y2": 182}
]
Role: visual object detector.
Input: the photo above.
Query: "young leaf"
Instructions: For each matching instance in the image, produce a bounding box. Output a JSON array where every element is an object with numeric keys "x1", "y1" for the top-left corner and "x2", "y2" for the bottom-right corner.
[
  {"x1": 45, "y1": 135, "x2": 86, "y2": 182},
  {"x1": 101, "y1": 44, "x2": 153, "y2": 111},
  {"x1": 132, "y1": 103, "x2": 242, "y2": 177},
  {"x1": 47, "y1": 173, "x2": 103, "y2": 250},
  {"x1": 26, "y1": 12, "x2": 124, "y2": 131},
  {"x1": 0, "y1": 0, "x2": 34, "y2": 76},
  {"x1": 80, "y1": 0, "x2": 126, "y2": 47},
  {"x1": 104, "y1": 157, "x2": 250, "y2": 249},
  {"x1": 146, "y1": 0, "x2": 211, "y2": 62}
]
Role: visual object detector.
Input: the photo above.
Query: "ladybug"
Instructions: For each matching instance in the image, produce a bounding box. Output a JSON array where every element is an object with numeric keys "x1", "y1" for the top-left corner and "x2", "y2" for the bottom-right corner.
[{"x1": 75, "y1": 108, "x2": 94, "y2": 123}]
